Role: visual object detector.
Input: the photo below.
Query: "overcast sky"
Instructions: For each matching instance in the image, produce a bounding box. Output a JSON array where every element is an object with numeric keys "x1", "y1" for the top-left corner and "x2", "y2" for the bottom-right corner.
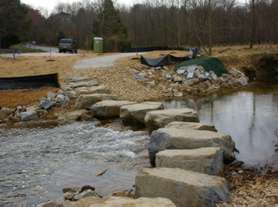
[{"x1": 22, "y1": 0, "x2": 141, "y2": 13}]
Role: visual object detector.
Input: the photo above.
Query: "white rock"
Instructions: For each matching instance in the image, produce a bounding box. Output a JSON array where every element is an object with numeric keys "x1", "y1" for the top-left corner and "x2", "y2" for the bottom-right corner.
[
  {"x1": 19, "y1": 111, "x2": 38, "y2": 121},
  {"x1": 70, "y1": 80, "x2": 98, "y2": 89},
  {"x1": 156, "y1": 147, "x2": 224, "y2": 175},
  {"x1": 135, "y1": 168, "x2": 229, "y2": 207}
]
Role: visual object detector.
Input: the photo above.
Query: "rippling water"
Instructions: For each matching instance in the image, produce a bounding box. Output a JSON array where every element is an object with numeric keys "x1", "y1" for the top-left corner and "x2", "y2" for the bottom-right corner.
[
  {"x1": 165, "y1": 89, "x2": 278, "y2": 169},
  {"x1": 0, "y1": 122, "x2": 149, "y2": 207}
]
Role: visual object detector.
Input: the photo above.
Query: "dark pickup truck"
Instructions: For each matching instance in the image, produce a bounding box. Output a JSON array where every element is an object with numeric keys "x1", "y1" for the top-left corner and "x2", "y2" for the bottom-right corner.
[{"x1": 58, "y1": 38, "x2": 78, "y2": 53}]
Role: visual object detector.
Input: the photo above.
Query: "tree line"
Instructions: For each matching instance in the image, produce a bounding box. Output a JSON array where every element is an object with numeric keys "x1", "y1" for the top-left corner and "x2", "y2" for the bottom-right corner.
[{"x1": 1, "y1": 0, "x2": 278, "y2": 52}]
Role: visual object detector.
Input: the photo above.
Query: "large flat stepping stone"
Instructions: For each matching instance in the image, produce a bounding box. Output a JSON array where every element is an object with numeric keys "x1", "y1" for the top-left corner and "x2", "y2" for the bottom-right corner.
[
  {"x1": 135, "y1": 168, "x2": 229, "y2": 207},
  {"x1": 75, "y1": 94, "x2": 117, "y2": 109},
  {"x1": 70, "y1": 80, "x2": 99, "y2": 89},
  {"x1": 166, "y1": 121, "x2": 217, "y2": 132},
  {"x1": 89, "y1": 197, "x2": 176, "y2": 207},
  {"x1": 75, "y1": 85, "x2": 110, "y2": 95},
  {"x1": 91, "y1": 100, "x2": 135, "y2": 118},
  {"x1": 145, "y1": 108, "x2": 199, "y2": 131},
  {"x1": 148, "y1": 128, "x2": 235, "y2": 166},
  {"x1": 120, "y1": 102, "x2": 164, "y2": 126},
  {"x1": 156, "y1": 147, "x2": 223, "y2": 175}
]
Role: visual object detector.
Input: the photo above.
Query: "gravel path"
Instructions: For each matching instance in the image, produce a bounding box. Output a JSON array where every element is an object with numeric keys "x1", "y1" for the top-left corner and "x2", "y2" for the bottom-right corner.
[{"x1": 74, "y1": 52, "x2": 141, "y2": 70}]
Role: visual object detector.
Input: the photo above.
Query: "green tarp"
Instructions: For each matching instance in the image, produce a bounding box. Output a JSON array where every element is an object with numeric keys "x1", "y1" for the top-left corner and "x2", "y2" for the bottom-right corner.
[{"x1": 176, "y1": 57, "x2": 227, "y2": 76}]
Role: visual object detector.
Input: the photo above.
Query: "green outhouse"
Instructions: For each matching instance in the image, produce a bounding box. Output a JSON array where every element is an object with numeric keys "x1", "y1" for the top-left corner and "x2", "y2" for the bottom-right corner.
[{"x1": 94, "y1": 37, "x2": 103, "y2": 53}]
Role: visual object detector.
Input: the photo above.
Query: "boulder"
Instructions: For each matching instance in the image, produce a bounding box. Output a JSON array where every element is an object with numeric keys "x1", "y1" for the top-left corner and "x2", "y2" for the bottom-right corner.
[
  {"x1": 0, "y1": 107, "x2": 13, "y2": 120},
  {"x1": 145, "y1": 109, "x2": 199, "y2": 131},
  {"x1": 58, "y1": 110, "x2": 92, "y2": 124},
  {"x1": 75, "y1": 94, "x2": 117, "y2": 109},
  {"x1": 156, "y1": 147, "x2": 224, "y2": 175},
  {"x1": 70, "y1": 80, "x2": 98, "y2": 89},
  {"x1": 55, "y1": 94, "x2": 70, "y2": 106},
  {"x1": 120, "y1": 102, "x2": 164, "y2": 126},
  {"x1": 37, "y1": 200, "x2": 64, "y2": 207},
  {"x1": 135, "y1": 168, "x2": 229, "y2": 207},
  {"x1": 165, "y1": 121, "x2": 217, "y2": 132},
  {"x1": 91, "y1": 100, "x2": 135, "y2": 119},
  {"x1": 75, "y1": 85, "x2": 110, "y2": 95},
  {"x1": 148, "y1": 128, "x2": 235, "y2": 166},
  {"x1": 72, "y1": 197, "x2": 176, "y2": 207}
]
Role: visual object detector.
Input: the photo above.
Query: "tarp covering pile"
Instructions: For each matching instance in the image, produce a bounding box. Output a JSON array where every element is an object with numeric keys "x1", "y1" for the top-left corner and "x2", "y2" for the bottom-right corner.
[
  {"x1": 0, "y1": 73, "x2": 60, "y2": 90},
  {"x1": 140, "y1": 54, "x2": 190, "y2": 67},
  {"x1": 176, "y1": 57, "x2": 227, "y2": 76}
]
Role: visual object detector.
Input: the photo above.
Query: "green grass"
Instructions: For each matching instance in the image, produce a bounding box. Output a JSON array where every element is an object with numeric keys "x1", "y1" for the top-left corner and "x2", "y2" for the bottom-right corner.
[{"x1": 9, "y1": 44, "x2": 44, "y2": 53}]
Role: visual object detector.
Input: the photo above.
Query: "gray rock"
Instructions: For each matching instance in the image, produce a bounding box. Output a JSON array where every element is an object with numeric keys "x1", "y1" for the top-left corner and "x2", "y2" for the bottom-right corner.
[
  {"x1": 120, "y1": 102, "x2": 164, "y2": 126},
  {"x1": 165, "y1": 121, "x2": 217, "y2": 132},
  {"x1": 40, "y1": 98, "x2": 55, "y2": 110},
  {"x1": 58, "y1": 110, "x2": 91, "y2": 124},
  {"x1": 156, "y1": 147, "x2": 224, "y2": 175},
  {"x1": 55, "y1": 94, "x2": 70, "y2": 106},
  {"x1": 91, "y1": 100, "x2": 135, "y2": 118},
  {"x1": 19, "y1": 111, "x2": 38, "y2": 121},
  {"x1": 135, "y1": 168, "x2": 229, "y2": 207},
  {"x1": 73, "y1": 189, "x2": 100, "y2": 201},
  {"x1": 47, "y1": 92, "x2": 56, "y2": 100},
  {"x1": 148, "y1": 127, "x2": 236, "y2": 166},
  {"x1": 75, "y1": 94, "x2": 117, "y2": 109},
  {"x1": 145, "y1": 108, "x2": 199, "y2": 131},
  {"x1": 37, "y1": 200, "x2": 64, "y2": 207},
  {"x1": 90, "y1": 197, "x2": 176, "y2": 207},
  {"x1": 75, "y1": 85, "x2": 110, "y2": 95},
  {"x1": 70, "y1": 80, "x2": 99, "y2": 89}
]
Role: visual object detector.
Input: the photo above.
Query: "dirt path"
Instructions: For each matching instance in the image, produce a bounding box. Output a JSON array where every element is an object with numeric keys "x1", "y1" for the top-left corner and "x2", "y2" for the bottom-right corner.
[{"x1": 73, "y1": 53, "x2": 141, "y2": 69}]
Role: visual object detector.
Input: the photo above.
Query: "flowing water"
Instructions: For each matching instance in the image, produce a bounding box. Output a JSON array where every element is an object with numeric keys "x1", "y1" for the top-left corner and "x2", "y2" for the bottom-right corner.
[
  {"x1": 0, "y1": 122, "x2": 149, "y2": 207},
  {"x1": 165, "y1": 88, "x2": 278, "y2": 169}
]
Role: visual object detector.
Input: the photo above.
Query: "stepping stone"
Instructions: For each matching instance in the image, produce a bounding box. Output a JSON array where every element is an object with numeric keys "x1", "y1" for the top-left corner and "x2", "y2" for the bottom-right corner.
[
  {"x1": 148, "y1": 128, "x2": 235, "y2": 166},
  {"x1": 156, "y1": 147, "x2": 223, "y2": 175},
  {"x1": 166, "y1": 121, "x2": 217, "y2": 132},
  {"x1": 90, "y1": 197, "x2": 176, "y2": 207},
  {"x1": 120, "y1": 102, "x2": 164, "y2": 126},
  {"x1": 70, "y1": 80, "x2": 99, "y2": 89},
  {"x1": 91, "y1": 100, "x2": 135, "y2": 119},
  {"x1": 135, "y1": 168, "x2": 229, "y2": 207},
  {"x1": 75, "y1": 85, "x2": 110, "y2": 95},
  {"x1": 58, "y1": 110, "x2": 92, "y2": 124},
  {"x1": 75, "y1": 94, "x2": 117, "y2": 109},
  {"x1": 145, "y1": 108, "x2": 199, "y2": 131},
  {"x1": 68, "y1": 77, "x2": 91, "y2": 83}
]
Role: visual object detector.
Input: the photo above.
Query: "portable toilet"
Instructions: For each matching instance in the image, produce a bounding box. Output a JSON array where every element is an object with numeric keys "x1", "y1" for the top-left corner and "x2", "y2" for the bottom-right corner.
[{"x1": 94, "y1": 37, "x2": 103, "y2": 53}]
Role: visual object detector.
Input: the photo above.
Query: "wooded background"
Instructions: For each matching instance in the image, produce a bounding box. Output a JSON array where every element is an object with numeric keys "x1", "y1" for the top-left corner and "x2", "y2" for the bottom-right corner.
[{"x1": 1, "y1": 0, "x2": 278, "y2": 51}]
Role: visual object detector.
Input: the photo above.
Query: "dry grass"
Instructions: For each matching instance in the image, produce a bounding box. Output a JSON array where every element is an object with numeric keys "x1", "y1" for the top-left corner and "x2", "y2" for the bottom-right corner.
[
  {"x1": 0, "y1": 87, "x2": 58, "y2": 108},
  {"x1": 213, "y1": 44, "x2": 278, "y2": 70}
]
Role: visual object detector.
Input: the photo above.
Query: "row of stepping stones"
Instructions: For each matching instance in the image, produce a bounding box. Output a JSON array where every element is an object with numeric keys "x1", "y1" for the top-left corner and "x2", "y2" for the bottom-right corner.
[{"x1": 63, "y1": 77, "x2": 236, "y2": 207}]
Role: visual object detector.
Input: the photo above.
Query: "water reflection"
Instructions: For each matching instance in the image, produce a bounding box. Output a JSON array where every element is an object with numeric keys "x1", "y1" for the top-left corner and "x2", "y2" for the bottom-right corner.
[
  {"x1": 199, "y1": 91, "x2": 278, "y2": 168},
  {"x1": 165, "y1": 91, "x2": 278, "y2": 169}
]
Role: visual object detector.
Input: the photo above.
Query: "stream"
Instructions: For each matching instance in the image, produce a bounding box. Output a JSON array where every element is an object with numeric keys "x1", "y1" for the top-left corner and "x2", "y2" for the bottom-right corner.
[
  {"x1": 1, "y1": 86, "x2": 278, "y2": 206},
  {"x1": 0, "y1": 122, "x2": 149, "y2": 207}
]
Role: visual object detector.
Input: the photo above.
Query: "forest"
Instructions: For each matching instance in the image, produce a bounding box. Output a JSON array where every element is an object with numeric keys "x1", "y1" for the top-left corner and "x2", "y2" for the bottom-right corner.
[{"x1": 1, "y1": 0, "x2": 278, "y2": 52}]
